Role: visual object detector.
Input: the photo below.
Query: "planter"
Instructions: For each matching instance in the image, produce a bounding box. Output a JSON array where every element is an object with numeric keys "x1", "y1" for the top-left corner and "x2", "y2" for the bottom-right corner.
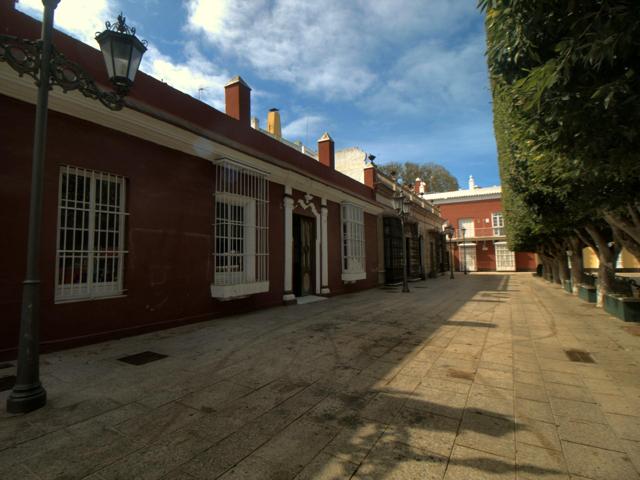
[
  {"x1": 604, "y1": 294, "x2": 640, "y2": 322},
  {"x1": 563, "y1": 279, "x2": 572, "y2": 293},
  {"x1": 578, "y1": 284, "x2": 597, "y2": 303}
]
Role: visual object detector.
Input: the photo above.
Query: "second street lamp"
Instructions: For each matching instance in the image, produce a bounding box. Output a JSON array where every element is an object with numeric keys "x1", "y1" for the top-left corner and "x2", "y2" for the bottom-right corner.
[
  {"x1": 393, "y1": 189, "x2": 411, "y2": 293},
  {"x1": 444, "y1": 224, "x2": 455, "y2": 279},
  {"x1": 2, "y1": 5, "x2": 146, "y2": 414}
]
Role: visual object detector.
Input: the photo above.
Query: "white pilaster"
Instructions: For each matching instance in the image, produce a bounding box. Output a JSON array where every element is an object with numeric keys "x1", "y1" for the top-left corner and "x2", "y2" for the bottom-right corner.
[
  {"x1": 283, "y1": 186, "x2": 295, "y2": 303},
  {"x1": 321, "y1": 198, "x2": 330, "y2": 294}
]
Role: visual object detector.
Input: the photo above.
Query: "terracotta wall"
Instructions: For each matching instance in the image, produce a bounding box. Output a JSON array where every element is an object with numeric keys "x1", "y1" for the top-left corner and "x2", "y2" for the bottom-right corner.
[{"x1": 0, "y1": 95, "x2": 287, "y2": 358}]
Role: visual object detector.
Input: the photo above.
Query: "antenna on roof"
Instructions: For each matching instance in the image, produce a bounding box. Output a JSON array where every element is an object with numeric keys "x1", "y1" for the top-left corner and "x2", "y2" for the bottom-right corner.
[{"x1": 197, "y1": 87, "x2": 207, "y2": 100}]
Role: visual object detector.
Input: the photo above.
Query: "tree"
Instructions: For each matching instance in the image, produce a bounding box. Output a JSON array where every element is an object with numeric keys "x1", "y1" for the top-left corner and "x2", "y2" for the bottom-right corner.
[
  {"x1": 377, "y1": 161, "x2": 459, "y2": 192},
  {"x1": 482, "y1": 0, "x2": 640, "y2": 304}
]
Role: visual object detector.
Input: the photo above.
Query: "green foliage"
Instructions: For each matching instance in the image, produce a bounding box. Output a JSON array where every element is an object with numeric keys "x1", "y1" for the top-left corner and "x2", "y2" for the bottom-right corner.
[
  {"x1": 482, "y1": 0, "x2": 640, "y2": 252},
  {"x1": 377, "y1": 161, "x2": 459, "y2": 193}
]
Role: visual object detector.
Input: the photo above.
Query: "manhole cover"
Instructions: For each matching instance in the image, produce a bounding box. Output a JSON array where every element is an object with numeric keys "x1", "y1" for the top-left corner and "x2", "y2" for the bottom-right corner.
[
  {"x1": 448, "y1": 369, "x2": 475, "y2": 380},
  {"x1": 0, "y1": 375, "x2": 16, "y2": 392},
  {"x1": 565, "y1": 350, "x2": 595, "y2": 363},
  {"x1": 118, "y1": 351, "x2": 168, "y2": 366}
]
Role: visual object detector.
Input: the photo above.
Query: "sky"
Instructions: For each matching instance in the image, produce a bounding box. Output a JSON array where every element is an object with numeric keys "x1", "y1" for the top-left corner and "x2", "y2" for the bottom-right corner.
[{"x1": 17, "y1": 0, "x2": 500, "y2": 188}]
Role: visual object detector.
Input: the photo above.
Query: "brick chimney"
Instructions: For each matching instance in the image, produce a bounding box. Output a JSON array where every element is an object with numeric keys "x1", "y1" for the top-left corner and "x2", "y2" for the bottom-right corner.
[
  {"x1": 414, "y1": 177, "x2": 427, "y2": 195},
  {"x1": 267, "y1": 108, "x2": 282, "y2": 138},
  {"x1": 224, "y1": 76, "x2": 251, "y2": 125},
  {"x1": 364, "y1": 165, "x2": 376, "y2": 189},
  {"x1": 317, "y1": 132, "x2": 335, "y2": 169}
]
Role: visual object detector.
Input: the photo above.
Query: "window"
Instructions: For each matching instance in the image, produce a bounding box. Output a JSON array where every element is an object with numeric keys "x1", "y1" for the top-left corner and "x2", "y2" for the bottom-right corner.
[
  {"x1": 495, "y1": 242, "x2": 515, "y2": 271},
  {"x1": 458, "y1": 218, "x2": 474, "y2": 238},
  {"x1": 55, "y1": 166, "x2": 127, "y2": 301},
  {"x1": 212, "y1": 159, "x2": 269, "y2": 298},
  {"x1": 492, "y1": 212, "x2": 505, "y2": 236},
  {"x1": 341, "y1": 203, "x2": 366, "y2": 281}
]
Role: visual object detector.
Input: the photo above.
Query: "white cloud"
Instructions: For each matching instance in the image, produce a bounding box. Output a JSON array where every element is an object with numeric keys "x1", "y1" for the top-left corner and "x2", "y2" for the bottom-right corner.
[
  {"x1": 17, "y1": 0, "x2": 115, "y2": 46},
  {"x1": 282, "y1": 115, "x2": 326, "y2": 141},
  {"x1": 362, "y1": 35, "x2": 490, "y2": 116},
  {"x1": 16, "y1": 0, "x2": 230, "y2": 109},
  {"x1": 185, "y1": 0, "x2": 484, "y2": 109},
  {"x1": 140, "y1": 43, "x2": 229, "y2": 109}
]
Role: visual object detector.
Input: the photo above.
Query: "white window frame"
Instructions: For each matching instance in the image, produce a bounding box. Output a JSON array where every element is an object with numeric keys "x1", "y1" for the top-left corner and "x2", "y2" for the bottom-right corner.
[
  {"x1": 55, "y1": 166, "x2": 127, "y2": 302},
  {"x1": 492, "y1": 212, "x2": 505, "y2": 237},
  {"x1": 458, "y1": 218, "x2": 475, "y2": 238},
  {"x1": 214, "y1": 194, "x2": 256, "y2": 285},
  {"x1": 495, "y1": 241, "x2": 516, "y2": 271},
  {"x1": 211, "y1": 159, "x2": 269, "y2": 299},
  {"x1": 341, "y1": 203, "x2": 366, "y2": 282}
]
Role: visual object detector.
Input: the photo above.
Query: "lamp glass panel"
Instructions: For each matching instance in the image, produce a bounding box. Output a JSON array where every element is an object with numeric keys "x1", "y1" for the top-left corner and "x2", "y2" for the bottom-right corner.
[
  {"x1": 128, "y1": 46, "x2": 143, "y2": 82},
  {"x1": 111, "y1": 38, "x2": 132, "y2": 79},
  {"x1": 97, "y1": 35, "x2": 114, "y2": 78}
]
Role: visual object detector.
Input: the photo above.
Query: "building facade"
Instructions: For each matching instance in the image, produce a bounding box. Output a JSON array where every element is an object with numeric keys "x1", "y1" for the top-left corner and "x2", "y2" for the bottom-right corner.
[
  {"x1": 423, "y1": 177, "x2": 537, "y2": 272},
  {"x1": 335, "y1": 149, "x2": 446, "y2": 284},
  {"x1": 0, "y1": 3, "x2": 407, "y2": 358}
]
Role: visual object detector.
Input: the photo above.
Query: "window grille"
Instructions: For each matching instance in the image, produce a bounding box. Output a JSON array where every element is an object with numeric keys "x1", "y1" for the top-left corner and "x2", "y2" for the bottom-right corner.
[
  {"x1": 55, "y1": 166, "x2": 127, "y2": 301},
  {"x1": 213, "y1": 159, "x2": 269, "y2": 289},
  {"x1": 495, "y1": 242, "x2": 515, "y2": 271},
  {"x1": 492, "y1": 212, "x2": 505, "y2": 236},
  {"x1": 341, "y1": 203, "x2": 365, "y2": 276}
]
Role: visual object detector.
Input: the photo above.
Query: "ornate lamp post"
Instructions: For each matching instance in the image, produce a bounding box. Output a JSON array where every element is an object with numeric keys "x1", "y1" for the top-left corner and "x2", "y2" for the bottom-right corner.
[
  {"x1": 1, "y1": 2, "x2": 146, "y2": 414},
  {"x1": 461, "y1": 227, "x2": 467, "y2": 275},
  {"x1": 392, "y1": 189, "x2": 411, "y2": 293},
  {"x1": 444, "y1": 224, "x2": 455, "y2": 279}
]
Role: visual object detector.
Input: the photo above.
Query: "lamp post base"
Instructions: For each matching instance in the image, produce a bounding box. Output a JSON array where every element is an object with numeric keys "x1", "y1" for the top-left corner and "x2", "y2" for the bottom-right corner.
[{"x1": 6, "y1": 383, "x2": 47, "y2": 414}]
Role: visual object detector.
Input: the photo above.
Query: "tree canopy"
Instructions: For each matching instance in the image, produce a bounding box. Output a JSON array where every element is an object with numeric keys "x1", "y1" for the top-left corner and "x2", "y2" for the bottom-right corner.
[
  {"x1": 377, "y1": 161, "x2": 459, "y2": 193},
  {"x1": 481, "y1": 0, "x2": 640, "y2": 301}
]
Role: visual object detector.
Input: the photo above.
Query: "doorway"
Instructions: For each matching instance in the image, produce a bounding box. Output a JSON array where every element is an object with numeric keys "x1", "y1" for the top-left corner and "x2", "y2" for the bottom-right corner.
[{"x1": 293, "y1": 214, "x2": 315, "y2": 296}]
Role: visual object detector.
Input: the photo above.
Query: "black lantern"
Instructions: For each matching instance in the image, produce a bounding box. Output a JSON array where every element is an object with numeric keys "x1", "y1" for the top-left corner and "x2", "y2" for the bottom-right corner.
[{"x1": 96, "y1": 13, "x2": 147, "y2": 94}]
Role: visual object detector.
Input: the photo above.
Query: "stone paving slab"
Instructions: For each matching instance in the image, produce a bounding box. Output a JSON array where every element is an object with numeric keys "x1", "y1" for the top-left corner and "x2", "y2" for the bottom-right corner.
[{"x1": 1, "y1": 273, "x2": 640, "y2": 479}]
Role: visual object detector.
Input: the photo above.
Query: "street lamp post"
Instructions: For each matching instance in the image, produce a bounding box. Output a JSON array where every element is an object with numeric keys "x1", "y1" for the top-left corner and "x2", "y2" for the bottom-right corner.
[
  {"x1": 393, "y1": 189, "x2": 411, "y2": 293},
  {"x1": 444, "y1": 225, "x2": 455, "y2": 279},
  {"x1": 461, "y1": 227, "x2": 467, "y2": 275},
  {"x1": 2, "y1": 4, "x2": 146, "y2": 414}
]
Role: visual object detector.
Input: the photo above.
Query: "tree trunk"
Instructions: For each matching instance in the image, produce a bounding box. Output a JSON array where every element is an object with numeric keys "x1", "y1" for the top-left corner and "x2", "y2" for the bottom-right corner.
[
  {"x1": 611, "y1": 225, "x2": 640, "y2": 263},
  {"x1": 551, "y1": 259, "x2": 560, "y2": 284},
  {"x1": 550, "y1": 239, "x2": 569, "y2": 285},
  {"x1": 568, "y1": 236, "x2": 584, "y2": 294},
  {"x1": 585, "y1": 225, "x2": 616, "y2": 307},
  {"x1": 604, "y1": 208, "x2": 640, "y2": 262}
]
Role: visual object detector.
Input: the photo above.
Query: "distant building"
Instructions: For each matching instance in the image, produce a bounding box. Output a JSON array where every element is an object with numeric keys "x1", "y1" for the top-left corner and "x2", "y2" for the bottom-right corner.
[{"x1": 423, "y1": 176, "x2": 537, "y2": 272}]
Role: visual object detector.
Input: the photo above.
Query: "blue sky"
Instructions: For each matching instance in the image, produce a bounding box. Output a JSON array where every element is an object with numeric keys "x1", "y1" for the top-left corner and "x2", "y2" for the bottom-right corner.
[{"x1": 17, "y1": 0, "x2": 499, "y2": 188}]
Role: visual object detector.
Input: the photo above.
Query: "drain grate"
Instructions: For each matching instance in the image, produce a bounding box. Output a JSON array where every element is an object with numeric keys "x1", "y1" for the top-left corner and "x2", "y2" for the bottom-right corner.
[
  {"x1": 118, "y1": 351, "x2": 167, "y2": 366},
  {"x1": 0, "y1": 375, "x2": 16, "y2": 392},
  {"x1": 0, "y1": 363, "x2": 13, "y2": 370},
  {"x1": 565, "y1": 350, "x2": 595, "y2": 363}
]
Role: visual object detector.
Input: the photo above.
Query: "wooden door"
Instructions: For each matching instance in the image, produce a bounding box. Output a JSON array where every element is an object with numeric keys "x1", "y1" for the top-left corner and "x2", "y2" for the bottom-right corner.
[{"x1": 293, "y1": 215, "x2": 315, "y2": 296}]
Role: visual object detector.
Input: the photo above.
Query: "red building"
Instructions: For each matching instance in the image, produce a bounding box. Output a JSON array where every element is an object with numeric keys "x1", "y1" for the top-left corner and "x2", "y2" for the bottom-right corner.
[
  {"x1": 423, "y1": 177, "x2": 537, "y2": 272},
  {"x1": 0, "y1": 3, "x2": 396, "y2": 359}
]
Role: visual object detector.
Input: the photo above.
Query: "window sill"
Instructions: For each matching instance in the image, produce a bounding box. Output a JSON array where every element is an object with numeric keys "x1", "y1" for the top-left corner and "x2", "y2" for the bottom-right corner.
[
  {"x1": 341, "y1": 272, "x2": 366, "y2": 282},
  {"x1": 211, "y1": 281, "x2": 269, "y2": 300},
  {"x1": 54, "y1": 293, "x2": 127, "y2": 305}
]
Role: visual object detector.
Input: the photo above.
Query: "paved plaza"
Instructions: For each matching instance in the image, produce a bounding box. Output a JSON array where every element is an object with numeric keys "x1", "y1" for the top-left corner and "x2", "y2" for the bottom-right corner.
[{"x1": 1, "y1": 273, "x2": 640, "y2": 479}]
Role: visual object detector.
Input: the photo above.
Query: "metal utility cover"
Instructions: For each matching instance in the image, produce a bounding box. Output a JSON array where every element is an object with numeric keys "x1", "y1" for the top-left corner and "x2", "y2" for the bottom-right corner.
[
  {"x1": 118, "y1": 351, "x2": 168, "y2": 366},
  {"x1": 565, "y1": 350, "x2": 595, "y2": 363}
]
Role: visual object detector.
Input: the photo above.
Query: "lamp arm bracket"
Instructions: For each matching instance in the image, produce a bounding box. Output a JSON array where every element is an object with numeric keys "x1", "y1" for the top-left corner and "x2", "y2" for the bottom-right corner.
[{"x1": 0, "y1": 34, "x2": 125, "y2": 111}]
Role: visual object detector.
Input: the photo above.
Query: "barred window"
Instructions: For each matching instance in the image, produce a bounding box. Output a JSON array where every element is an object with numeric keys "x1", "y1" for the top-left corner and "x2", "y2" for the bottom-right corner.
[
  {"x1": 341, "y1": 203, "x2": 366, "y2": 281},
  {"x1": 212, "y1": 159, "x2": 269, "y2": 297},
  {"x1": 55, "y1": 166, "x2": 127, "y2": 301},
  {"x1": 492, "y1": 212, "x2": 505, "y2": 236}
]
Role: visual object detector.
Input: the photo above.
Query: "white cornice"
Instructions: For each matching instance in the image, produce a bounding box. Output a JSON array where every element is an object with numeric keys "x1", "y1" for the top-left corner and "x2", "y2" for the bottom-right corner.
[{"x1": 0, "y1": 64, "x2": 383, "y2": 215}]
